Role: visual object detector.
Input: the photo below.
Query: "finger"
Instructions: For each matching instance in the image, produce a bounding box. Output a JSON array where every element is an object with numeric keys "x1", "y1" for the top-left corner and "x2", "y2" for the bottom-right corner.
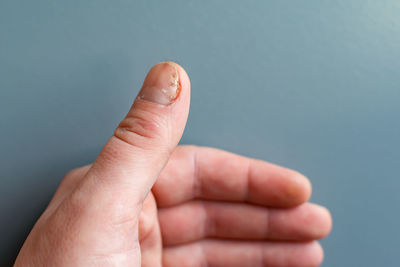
[
  {"x1": 84, "y1": 61, "x2": 190, "y2": 198},
  {"x1": 159, "y1": 202, "x2": 332, "y2": 246},
  {"x1": 163, "y1": 240, "x2": 324, "y2": 267},
  {"x1": 62, "y1": 62, "x2": 190, "y2": 227},
  {"x1": 153, "y1": 146, "x2": 311, "y2": 208}
]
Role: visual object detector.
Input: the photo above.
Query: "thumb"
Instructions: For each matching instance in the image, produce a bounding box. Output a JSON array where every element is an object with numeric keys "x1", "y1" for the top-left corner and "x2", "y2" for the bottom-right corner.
[{"x1": 75, "y1": 61, "x2": 190, "y2": 212}]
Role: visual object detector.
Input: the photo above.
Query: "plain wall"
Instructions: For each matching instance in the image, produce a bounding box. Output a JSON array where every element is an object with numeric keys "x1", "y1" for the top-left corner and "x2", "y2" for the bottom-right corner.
[{"x1": 1, "y1": 1, "x2": 400, "y2": 266}]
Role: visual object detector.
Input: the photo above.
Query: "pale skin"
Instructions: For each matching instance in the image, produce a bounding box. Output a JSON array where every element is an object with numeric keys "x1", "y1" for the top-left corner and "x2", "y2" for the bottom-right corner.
[{"x1": 15, "y1": 62, "x2": 332, "y2": 266}]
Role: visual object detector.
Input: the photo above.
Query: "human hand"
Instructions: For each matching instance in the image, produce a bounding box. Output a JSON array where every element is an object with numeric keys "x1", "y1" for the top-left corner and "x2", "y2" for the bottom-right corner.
[{"x1": 15, "y1": 62, "x2": 331, "y2": 266}]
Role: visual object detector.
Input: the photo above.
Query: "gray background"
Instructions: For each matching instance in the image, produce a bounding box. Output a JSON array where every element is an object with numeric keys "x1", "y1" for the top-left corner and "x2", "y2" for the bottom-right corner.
[{"x1": 1, "y1": 1, "x2": 399, "y2": 266}]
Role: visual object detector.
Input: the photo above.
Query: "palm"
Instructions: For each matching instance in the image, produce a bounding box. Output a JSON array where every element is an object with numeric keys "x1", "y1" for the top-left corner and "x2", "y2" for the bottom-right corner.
[{"x1": 139, "y1": 146, "x2": 331, "y2": 267}]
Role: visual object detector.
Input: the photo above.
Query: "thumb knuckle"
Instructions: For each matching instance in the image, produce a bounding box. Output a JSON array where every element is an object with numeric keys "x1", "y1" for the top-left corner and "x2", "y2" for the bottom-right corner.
[{"x1": 113, "y1": 110, "x2": 166, "y2": 150}]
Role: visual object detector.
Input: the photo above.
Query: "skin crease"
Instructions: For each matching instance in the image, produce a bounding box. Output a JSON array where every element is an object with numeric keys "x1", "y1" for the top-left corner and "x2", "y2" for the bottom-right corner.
[{"x1": 14, "y1": 62, "x2": 332, "y2": 267}]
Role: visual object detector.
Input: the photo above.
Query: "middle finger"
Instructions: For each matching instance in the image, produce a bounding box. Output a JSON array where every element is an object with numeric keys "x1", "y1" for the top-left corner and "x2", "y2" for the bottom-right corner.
[{"x1": 158, "y1": 201, "x2": 331, "y2": 246}]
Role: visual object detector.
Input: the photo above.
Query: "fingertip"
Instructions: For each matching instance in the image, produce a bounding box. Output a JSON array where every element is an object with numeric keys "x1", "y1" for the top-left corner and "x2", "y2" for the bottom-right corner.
[
  {"x1": 290, "y1": 241, "x2": 324, "y2": 267},
  {"x1": 308, "y1": 241, "x2": 324, "y2": 267},
  {"x1": 299, "y1": 173, "x2": 312, "y2": 203},
  {"x1": 296, "y1": 203, "x2": 333, "y2": 240},
  {"x1": 282, "y1": 171, "x2": 312, "y2": 207},
  {"x1": 313, "y1": 204, "x2": 333, "y2": 239},
  {"x1": 152, "y1": 61, "x2": 191, "y2": 139},
  {"x1": 159, "y1": 61, "x2": 191, "y2": 96}
]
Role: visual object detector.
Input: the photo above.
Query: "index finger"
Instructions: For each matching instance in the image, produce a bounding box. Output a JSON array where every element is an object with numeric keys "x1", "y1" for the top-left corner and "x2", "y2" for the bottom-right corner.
[{"x1": 152, "y1": 146, "x2": 311, "y2": 208}]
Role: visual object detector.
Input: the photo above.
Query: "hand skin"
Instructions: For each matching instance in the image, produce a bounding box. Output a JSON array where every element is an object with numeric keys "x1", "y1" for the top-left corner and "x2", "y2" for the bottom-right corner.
[{"x1": 14, "y1": 62, "x2": 332, "y2": 267}]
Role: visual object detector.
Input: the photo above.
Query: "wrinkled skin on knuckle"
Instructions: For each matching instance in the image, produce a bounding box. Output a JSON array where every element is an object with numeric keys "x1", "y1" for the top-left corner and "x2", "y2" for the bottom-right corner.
[{"x1": 113, "y1": 109, "x2": 168, "y2": 151}]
